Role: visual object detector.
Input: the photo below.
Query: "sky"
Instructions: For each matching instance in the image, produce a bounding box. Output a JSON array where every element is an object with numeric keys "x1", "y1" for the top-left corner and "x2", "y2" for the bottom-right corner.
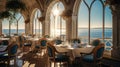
[
  {"x1": 2, "y1": 0, "x2": 112, "y2": 29},
  {"x1": 78, "y1": 0, "x2": 112, "y2": 28}
]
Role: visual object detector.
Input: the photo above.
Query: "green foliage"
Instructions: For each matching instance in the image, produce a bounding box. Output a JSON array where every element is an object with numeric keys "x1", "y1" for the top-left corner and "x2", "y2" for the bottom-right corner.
[
  {"x1": 0, "y1": 11, "x2": 11, "y2": 19},
  {"x1": 6, "y1": 0, "x2": 26, "y2": 12}
]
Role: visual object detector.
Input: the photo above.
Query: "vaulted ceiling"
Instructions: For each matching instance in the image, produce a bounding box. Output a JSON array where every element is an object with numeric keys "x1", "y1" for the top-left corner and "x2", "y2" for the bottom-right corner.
[{"x1": 0, "y1": 0, "x2": 6, "y2": 12}]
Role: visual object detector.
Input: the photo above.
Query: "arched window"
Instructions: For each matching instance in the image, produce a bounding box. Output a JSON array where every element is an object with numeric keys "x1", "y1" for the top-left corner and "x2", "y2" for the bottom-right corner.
[
  {"x1": 50, "y1": 2, "x2": 66, "y2": 40},
  {"x1": 33, "y1": 9, "x2": 42, "y2": 37},
  {"x1": 2, "y1": 12, "x2": 25, "y2": 36},
  {"x1": 78, "y1": 0, "x2": 112, "y2": 47}
]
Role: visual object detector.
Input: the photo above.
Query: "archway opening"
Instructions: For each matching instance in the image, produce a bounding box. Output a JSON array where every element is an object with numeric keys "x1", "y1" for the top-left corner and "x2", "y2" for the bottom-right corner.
[
  {"x1": 2, "y1": 12, "x2": 25, "y2": 36},
  {"x1": 77, "y1": 0, "x2": 112, "y2": 51},
  {"x1": 32, "y1": 8, "x2": 42, "y2": 37},
  {"x1": 50, "y1": 2, "x2": 66, "y2": 40}
]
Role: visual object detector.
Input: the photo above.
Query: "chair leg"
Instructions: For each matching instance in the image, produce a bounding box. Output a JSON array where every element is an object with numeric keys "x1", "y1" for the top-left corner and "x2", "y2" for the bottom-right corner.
[
  {"x1": 54, "y1": 62, "x2": 56, "y2": 67},
  {"x1": 49, "y1": 62, "x2": 51, "y2": 67},
  {"x1": 60, "y1": 62, "x2": 61, "y2": 67},
  {"x1": 14, "y1": 58, "x2": 16, "y2": 67},
  {"x1": 7, "y1": 59, "x2": 10, "y2": 67}
]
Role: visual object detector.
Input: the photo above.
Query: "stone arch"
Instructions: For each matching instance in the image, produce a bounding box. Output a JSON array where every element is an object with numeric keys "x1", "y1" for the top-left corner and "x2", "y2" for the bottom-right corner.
[
  {"x1": 30, "y1": 8, "x2": 42, "y2": 34},
  {"x1": 72, "y1": 0, "x2": 82, "y2": 38},
  {"x1": 45, "y1": 0, "x2": 60, "y2": 35}
]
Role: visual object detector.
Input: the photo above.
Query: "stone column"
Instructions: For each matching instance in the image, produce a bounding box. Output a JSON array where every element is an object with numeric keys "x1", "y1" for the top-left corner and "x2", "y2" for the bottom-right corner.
[
  {"x1": 25, "y1": 22, "x2": 31, "y2": 35},
  {"x1": 111, "y1": 5, "x2": 120, "y2": 59},
  {"x1": 44, "y1": 20, "x2": 50, "y2": 36},
  {"x1": 25, "y1": 23, "x2": 28, "y2": 34},
  {"x1": 66, "y1": 16, "x2": 72, "y2": 41},
  {"x1": 72, "y1": 15, "x2": 78, "y2": 39},
  {"x1": 0, "y1": 19, "x2": 2, "y2": 34}
]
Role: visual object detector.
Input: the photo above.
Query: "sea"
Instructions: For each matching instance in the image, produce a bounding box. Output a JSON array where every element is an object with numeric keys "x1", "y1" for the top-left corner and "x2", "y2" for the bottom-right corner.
[{"x1": 2, "y1": 28, "x2": 112, "y2": 50}]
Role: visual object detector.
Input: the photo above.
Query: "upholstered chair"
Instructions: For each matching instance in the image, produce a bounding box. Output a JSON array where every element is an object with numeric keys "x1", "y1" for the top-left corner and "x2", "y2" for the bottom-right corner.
[
  {"x1": 47, "y1": 42, "x2": 69, "y2": 67},
  {"x1": 80, "y1": 43, "x2": 105, "y2": 67},
  {"x1": 0, "y1": 42, "x2": 18, "y2": 67}
]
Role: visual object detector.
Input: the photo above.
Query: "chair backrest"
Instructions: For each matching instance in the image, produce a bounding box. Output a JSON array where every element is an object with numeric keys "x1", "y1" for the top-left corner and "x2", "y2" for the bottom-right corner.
[
  {"x1": 91, "y1": 39, "x2": 101, "y2": 46},
  {"x1": 8, "y1": 43, "x2": 18, "y2": 56},
  {"x1": 55, "y1": 39, "x2": 62, "y2": 45},
  {"x1": 93, "y1": 43, "x2": 105, "y2": 60},
  {"x1": 40, "y1": 38, "x2": 47, "y2": 46},
  {"x1": 47, "y1": 45, "x2": 54, "y2": 57},
  {"x1": 1, "y1": 40, "x2": 9, "y2": 45},
  {"x1": 47, "y1": 43, "x2": 56, "y2": 59},
  {"x1": 71, "y1": 38, "x2": 81, "y2": 43}
]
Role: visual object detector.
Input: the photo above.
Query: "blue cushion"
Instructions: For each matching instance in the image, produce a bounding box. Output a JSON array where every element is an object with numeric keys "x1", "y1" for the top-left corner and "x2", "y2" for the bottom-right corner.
[
  {"x1": 82, "y1": 55, "x2": 94, "y2": 62},
  {"x1": 96, "y1": 47, "x2": 104, "y2": 58},
  {"x1": 10, "y1": 45, "x2": 18, "y2": 55},
  {"x1": 41, "y1": 40, "x2": 47, "y2": 46},
  {"x1": 1, "y1": 40, "x2": 9, "y2": 45},
  {"x1": 47, "y1": 46, "x2": 53, "y2": 57}
]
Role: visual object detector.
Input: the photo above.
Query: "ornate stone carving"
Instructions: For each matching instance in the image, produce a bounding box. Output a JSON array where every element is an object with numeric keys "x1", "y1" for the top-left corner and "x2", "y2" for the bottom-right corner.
[
  {"x1": 25, "y1": 18, "x2": 30, "y2": 24},
  {"x1": 38, "y1": 16, "x2": 45, "y2": 22},
  {"x1": 61, "y1": 9, "x2": 72, "y2": 20}
]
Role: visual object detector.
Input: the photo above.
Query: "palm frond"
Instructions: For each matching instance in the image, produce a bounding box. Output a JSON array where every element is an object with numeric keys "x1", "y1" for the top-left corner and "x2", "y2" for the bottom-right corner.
[
  {"x1": 6, "y1": 0, "x2": 26, "y2": 12},
  {"x1": 0, "y1": 11, "x2": 11, "y2": 19}
]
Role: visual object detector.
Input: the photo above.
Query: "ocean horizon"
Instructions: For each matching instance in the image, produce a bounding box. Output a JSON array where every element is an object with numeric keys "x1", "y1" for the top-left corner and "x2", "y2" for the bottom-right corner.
[{"x1": 2, "y1": 28, "x2": 112, "y2": 39}]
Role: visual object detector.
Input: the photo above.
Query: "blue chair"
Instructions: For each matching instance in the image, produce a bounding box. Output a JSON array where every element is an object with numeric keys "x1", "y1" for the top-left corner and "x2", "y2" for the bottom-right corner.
[
  {"x1": 41, "y1": 40, "x2": 47, "y2": 47},
  {"x1": 80, "y1": 43, "x2": 105, "y2": 67},
  {"x1": 35, "y1": 38, "x2": 48, "y2": 53},
  {"x1": 55, "y1": 39, "x2": 63, "y2": 45},
  {"x1": 0, "y1": 42, "x2": 18, "y2": 67},
  {"x1": 71, "y1": 38, "x2": 81, "y2": 43},
  {"x1": 47, "y1": 42, "x2": 69, "y2": 67},
  {"x1": 1, "y1": 40, "x2": 9, "y2": 45}
]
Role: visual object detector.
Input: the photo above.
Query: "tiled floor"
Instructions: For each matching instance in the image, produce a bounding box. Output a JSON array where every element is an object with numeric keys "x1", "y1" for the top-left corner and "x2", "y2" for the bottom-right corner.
[
  {"x1": 1, "y1": 48, "x2": 119, "y2": 67},
  {"x1": 0, "y1": 48, "x2": 49, "y2": 67}
]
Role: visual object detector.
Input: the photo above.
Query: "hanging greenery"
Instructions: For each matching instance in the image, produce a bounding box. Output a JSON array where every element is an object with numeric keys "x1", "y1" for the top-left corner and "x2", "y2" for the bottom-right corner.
[
  {"x1": 6, "y1": 0, "x2": 26, "y2": 12},
  {"x1": 38, "y1": 16, "x2": 45, "y2": 22},
  {"x1": 0, "y1": 11, "x2": 11, "y2": 19},
  {"x1": 105, "y1": 0, "x2": 120, "y2": 5}
]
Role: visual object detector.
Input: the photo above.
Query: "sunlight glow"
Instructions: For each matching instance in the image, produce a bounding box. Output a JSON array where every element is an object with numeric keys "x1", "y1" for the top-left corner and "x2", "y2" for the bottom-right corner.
[{"x1": 52, "y1": 8, "x2": 60, "y2": 16}]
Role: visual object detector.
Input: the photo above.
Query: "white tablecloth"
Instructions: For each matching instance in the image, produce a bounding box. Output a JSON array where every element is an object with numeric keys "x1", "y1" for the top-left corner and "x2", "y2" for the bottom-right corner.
[{"x1": 54, "y1": 45, "x2": 95, "y2": 61}]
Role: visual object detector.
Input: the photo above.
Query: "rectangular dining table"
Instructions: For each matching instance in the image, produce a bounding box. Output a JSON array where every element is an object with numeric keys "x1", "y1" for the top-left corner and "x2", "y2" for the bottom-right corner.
[{"x1": 54, "y1": 44, "x2": 95, "y2": 61}]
